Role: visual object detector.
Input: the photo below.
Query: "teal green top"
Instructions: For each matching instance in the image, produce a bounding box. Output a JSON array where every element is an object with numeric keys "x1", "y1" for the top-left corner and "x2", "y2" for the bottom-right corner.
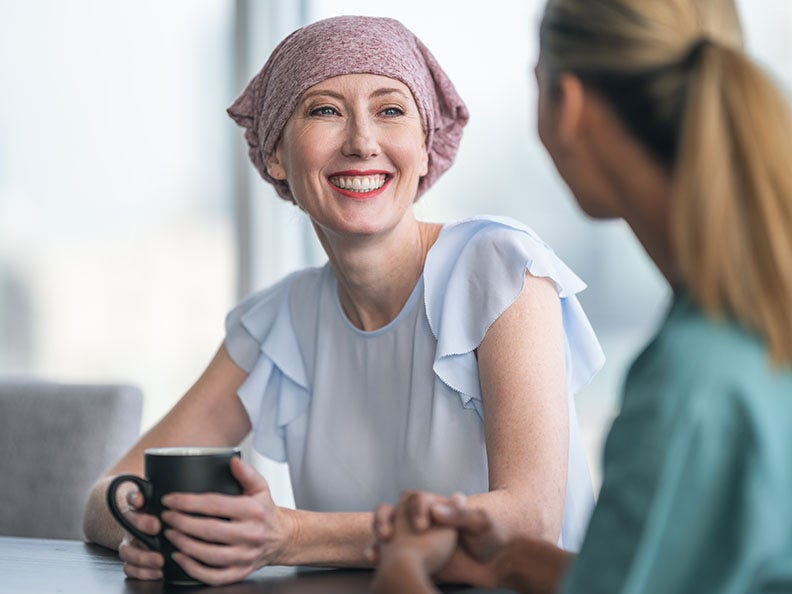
[{"x1": 562, "y1": 294, "x2": 792, "y2": 594}]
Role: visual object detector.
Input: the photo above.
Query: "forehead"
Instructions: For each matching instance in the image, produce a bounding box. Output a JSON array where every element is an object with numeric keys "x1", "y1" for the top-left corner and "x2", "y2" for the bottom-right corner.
[{"x1": 299, "y1": 73, "x2": 416, "y2": 103}]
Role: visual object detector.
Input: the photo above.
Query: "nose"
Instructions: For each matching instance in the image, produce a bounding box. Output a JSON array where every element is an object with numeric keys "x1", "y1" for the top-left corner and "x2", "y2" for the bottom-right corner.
[{"x1": 341, "y1": 114, "x2": 380, "y2": 159}]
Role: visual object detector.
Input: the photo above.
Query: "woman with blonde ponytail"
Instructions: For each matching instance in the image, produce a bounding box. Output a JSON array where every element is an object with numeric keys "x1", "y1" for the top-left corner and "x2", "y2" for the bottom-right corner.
[{"x1": 370, "y1": 1, "x2": 792, "y2": 593}]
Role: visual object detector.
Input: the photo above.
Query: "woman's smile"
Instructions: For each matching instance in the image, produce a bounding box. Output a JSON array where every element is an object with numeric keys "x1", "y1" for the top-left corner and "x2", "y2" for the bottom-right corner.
[
  {"x1": 326, "y1": 170, "x2": 393, "y2": 199},
  {"x1": 270, "y1": 73, "x2": 429, "y2": 236}
]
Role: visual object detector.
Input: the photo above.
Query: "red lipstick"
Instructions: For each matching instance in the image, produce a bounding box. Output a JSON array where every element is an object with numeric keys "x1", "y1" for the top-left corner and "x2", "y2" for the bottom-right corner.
[{"x1": 326, "y1": 170, "x2": 392, "y2": 200}]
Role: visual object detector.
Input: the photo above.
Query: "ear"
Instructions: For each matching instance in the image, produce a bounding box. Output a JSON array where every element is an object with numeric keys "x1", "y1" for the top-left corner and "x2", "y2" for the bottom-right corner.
[
  {"x1": 556, "y1": 73, "x2": 585, "y2": 147},
  {"x1": 266, "y1": 146, "x2": 287, "y2": 180},
  {"x1": 418, "y1": 142, "x2": 429, "y2": 178}
]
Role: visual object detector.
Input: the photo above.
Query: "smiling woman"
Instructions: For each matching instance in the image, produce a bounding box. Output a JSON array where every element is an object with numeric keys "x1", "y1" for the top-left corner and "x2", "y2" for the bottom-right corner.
[
  {"x1": 267, "y1": 75, "x2": 429, "y2": 239},
  {"x1": 82, "y1": 14, "x2": 604, "y2": 587}
]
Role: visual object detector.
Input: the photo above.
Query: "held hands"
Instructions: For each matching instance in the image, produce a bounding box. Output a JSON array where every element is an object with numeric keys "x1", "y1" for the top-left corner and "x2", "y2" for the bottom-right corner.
[
  {"x1": 370, "y1": 491, "x2": 509, "y2": 588},
  {"x1": 370, "y1": 491, "x2": 459, "y2": 594},
  {"x1": 118, "y1": 458, "x2": 294, "y2": 586}
]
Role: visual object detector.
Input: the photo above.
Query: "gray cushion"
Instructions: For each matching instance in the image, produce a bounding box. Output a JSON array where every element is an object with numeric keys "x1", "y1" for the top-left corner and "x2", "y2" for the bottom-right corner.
[{"x1": 0, "y1": 379, "x2": 142, "y2": 539}]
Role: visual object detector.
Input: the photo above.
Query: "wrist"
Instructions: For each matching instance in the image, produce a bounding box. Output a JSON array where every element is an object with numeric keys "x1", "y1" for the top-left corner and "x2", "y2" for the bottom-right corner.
[
  {"x1": 493, "y1": 538, "x2": 571, "y2": 594},
  {"x1": 272, "y1": 506, "x2": 300, "y2": 566},
  {"x1": 374, "y1": 550, "x2": 436, "y2": 594},
  {"x1": 263, "y1": 509, "x2": 373, "y2": 567},
  {"x1": 493, "y1": 544, "x2": 521, "y2": 589}
]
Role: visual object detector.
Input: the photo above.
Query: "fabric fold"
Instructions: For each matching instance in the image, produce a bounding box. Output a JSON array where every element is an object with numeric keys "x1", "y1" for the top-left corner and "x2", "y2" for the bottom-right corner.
[
  {"x1": 224, "y1": 273, "x2": 310, "y2": 462},
  {"x1": 424, "y1": 216, "x2": 605, "y2": 418}
]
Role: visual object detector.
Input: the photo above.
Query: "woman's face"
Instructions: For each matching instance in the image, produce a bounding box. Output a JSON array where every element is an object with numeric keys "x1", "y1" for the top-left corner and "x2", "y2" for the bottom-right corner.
[
  {"x1": 535, "y1": 61, "x2": 622, "y2": 219},
  {"x1": 269, "y1": 73, "x2": 428, "y2": 239}
]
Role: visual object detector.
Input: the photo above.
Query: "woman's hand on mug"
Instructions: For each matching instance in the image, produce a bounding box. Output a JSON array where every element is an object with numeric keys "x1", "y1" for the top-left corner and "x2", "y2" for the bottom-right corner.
[
  {"x1": 116, "y1": 487, "x2": 165, "y2": 581},
  {"x1": 159, "y1": 457, "x2": 294, "y2": 586}
]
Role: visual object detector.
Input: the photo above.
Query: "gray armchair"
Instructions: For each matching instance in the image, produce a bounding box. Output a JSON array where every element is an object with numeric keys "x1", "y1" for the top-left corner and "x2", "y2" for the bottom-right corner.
[{"x1": 0, "y1": 379, "x2": 142, "y2": 539}]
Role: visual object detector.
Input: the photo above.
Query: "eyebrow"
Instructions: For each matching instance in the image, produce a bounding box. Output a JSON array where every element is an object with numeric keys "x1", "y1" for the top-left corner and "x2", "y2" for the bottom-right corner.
[
  {"x1": 369, "y1": 87, "x2": 410, "y2": 100},
  {"x1": 301, "y1": 87, "x2": 410, "y2": 102}
]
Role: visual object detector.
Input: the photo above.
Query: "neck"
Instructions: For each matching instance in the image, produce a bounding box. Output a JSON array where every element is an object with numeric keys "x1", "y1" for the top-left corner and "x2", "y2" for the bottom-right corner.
[
  {"x1": 594, "y1": 117, "x2": 681, "y2": 287},
  {"x1": 618, "y1": 162, "x2": 679, "y2": 286},
  {"x1": 314, "y1": 213, "x2": 442, "y2": 331}
]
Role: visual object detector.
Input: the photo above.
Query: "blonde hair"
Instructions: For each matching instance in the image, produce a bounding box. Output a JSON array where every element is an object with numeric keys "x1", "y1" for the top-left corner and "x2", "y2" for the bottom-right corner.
[{"x1": 540, "y1": 0, "x2": 792, "y2": 365}]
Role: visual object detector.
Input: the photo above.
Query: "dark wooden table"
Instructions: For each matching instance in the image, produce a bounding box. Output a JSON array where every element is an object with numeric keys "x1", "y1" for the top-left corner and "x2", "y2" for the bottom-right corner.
[{"x1": 0, "y1": 537, "x2": 517, "y2": 594}]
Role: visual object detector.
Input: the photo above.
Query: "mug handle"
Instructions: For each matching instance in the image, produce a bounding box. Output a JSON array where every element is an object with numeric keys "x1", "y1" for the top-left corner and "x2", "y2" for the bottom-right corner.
[{"x1": 106, "y1": 474, "x2": 159, "y2": 551}]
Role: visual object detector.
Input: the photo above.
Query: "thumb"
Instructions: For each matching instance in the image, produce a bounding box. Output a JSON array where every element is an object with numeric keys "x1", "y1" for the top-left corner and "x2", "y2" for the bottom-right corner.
[{"x1": 231, "y1": 456, "x2": 271, "y2": 496}]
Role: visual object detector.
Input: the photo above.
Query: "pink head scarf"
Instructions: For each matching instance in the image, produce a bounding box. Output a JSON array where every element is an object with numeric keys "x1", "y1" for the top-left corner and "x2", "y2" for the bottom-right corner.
[{"x1": 227, "y1": 15, "x2": 469, "y2": 203}]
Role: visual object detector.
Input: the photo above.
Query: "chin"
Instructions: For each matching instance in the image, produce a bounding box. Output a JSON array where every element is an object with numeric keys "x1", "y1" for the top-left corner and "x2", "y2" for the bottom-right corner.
[
  {"x1": 317, "y1": 213, "x2": 393, "y2": 239},
  {"x1": 572, "y1": 193, "x2": 620, "y2": 220}
]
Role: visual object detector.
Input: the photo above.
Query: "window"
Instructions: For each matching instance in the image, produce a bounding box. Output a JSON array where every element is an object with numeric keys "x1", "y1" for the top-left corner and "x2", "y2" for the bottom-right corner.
[{"x1": 0, "y1": 1, "x2": 236, "y2": 428}]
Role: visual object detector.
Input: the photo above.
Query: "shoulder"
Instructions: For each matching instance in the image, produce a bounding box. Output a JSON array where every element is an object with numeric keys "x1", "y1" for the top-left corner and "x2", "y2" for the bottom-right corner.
[
  {"x1": 224, "y1": 266, "x2": 326, "y2": 371},
  {"x1": 624, "y1": 294, "x2": 792, "y2": 427},
  {"x1": 227, "y1": 267, "x2": 325, "y2": 330},
  {"x1": 638, "y1": 295, "x2": 780, "y2": 388},
  {"x1": 232, "y1": 266, "x2": 324, "y2": 310},
  {"x1": 430, "y1": 215, "x2": 563, "y2": 268},
  {"x1": 425, "y1": 215, "x2": 604, "y2": 396},
  {"x1": 425, "y1": 214, "x2": 587, "y2": 305}
]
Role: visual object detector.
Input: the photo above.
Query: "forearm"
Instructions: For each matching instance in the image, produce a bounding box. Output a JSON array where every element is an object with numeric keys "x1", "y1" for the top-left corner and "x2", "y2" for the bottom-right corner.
[
  {"x1": 276, "y1": 508, "x2": 373, "y2": 567},
  {"x1": 494, "y1": 537, "x2": 573, "y2": 594},
  {"x1": 466, "y1": 489, "x2": 561, "y2": 544},
  {"x1": 82, "y1": 475, "x2": 129, "y2": 549}
]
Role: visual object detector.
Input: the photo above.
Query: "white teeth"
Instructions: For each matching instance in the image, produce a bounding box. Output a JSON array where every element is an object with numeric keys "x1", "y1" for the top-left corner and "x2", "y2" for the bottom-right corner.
[{"x1": 329, "y1": 174, "x2": 387, "y2": 192}]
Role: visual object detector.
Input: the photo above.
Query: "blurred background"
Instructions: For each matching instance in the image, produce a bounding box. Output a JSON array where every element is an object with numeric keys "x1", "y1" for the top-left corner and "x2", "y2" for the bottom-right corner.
[{"x1": 1, "y1": 0, "x2": 790, "y2": 504}]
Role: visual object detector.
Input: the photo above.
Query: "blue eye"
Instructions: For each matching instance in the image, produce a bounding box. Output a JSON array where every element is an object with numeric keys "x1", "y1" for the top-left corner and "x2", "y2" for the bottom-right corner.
[
  {"x1": 310, "y1": 106, "x2": 339, "y2": 116},
  {"x1": 381, "y1": 107, "x2": 404, "y2": 117}
]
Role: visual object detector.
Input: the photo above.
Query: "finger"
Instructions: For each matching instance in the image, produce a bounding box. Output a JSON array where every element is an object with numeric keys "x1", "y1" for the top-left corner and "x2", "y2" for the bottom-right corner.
[
  {"x1": 161, "y1": 492, "x2": 257, "y2": 520},
  {"x1": 430, "y1": 502, "x2": 490, "y2": 535},
  {"x1": 171, "y1": 551, "x2": 252, "y2": 587},
  {"x1": 428, "y1": 491, "x2": 467, "y2": 525},
  {"x1": 230, "y1": 457, "x2": 272, "y2": 496},
  {"x1": 161, "y1": 510, "x2": 253, "y2": 545},
  {"x1": 429, "y1": 501, "x2": 459, "y2": 525},
  {"x1": 165, "y1": 529, "x2": 257, "y2": 568},
  {"x1": 363, "y1": 541, "x2": 379, "y2": 565},
  {"x1": 119, "y1": 538, "x2": 164, "y2": 570},
  {"x1": 450, "y1": 492, "x2": 467, "y2": 507},
  {"x1": 455, "y1": 507, "x2": 493, "y2": 536},
  {"x1": 404, "y1": 492, "x2": 435, "y2": 531},
  {"x1": 125, "y1": 488, "x2": 144, "y2": 510},
  {"x1": 122, "y1": 507, "x2": 161, "y2": 535},
  {"x1": 123, "y1": 562, "x2": 164, "y2": 581},
  {"x1": 372, "y1": 504, "x2": 395, "y2": 541},
  {"x1": 429, "y1": 493, "x2": 467, "y2": 525}
]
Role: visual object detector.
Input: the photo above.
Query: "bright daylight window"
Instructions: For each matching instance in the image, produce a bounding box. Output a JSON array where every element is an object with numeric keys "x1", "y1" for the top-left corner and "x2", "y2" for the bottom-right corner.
[{"x1": 0, "y1": 1, "x2": 236, "y2": 428}]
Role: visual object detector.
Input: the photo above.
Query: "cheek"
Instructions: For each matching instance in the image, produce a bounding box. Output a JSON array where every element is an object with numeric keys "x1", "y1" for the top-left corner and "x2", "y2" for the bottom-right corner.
[
  {"x1": 280, "y1": 123, "x2": 336, "y2": 174},
  {"x1": 392, "y1": 131, "x2": 429, "y2": 177},
  {"x1": 536, "y1": 95, "x2": 555, "y2": 152}
]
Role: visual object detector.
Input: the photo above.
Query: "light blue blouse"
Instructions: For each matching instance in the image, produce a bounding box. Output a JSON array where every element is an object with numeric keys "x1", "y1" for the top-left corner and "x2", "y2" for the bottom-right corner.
[{"x1": 225, "y1": 216, "x2": 605, "y2": 551}]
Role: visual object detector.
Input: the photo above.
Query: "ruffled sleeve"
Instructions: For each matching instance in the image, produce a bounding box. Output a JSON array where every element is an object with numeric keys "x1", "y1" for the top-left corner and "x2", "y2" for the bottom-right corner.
[
  {"x1": 224, "y1": 272, "x2": 311, "y2": 462},
  {"x1": 424, "y1": 216, "x2": 605, "y2": 417}
]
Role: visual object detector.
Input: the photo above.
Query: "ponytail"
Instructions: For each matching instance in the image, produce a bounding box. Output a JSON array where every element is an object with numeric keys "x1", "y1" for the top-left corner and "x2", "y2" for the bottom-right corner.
[
  {"x1": 539, "y1": 0, "x2": 792, "y2": 364},
  {"x1": 671, "y1": 43, "x2": 792, "y2": 364}
]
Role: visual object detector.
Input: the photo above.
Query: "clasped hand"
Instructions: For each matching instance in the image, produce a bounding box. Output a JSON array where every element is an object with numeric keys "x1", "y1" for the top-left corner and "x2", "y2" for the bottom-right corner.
[
  {"x1": 117, "y1": 457, "x2": 293, "y2": 586},
  {"x1": 369, "y1": 491, "x2": 509, "y2": 590}
]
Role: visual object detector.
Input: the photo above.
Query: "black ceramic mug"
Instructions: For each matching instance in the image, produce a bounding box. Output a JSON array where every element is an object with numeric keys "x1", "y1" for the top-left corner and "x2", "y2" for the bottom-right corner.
[{"x1": 106, "y1": 446, "x2": 242, "y2": 586}]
